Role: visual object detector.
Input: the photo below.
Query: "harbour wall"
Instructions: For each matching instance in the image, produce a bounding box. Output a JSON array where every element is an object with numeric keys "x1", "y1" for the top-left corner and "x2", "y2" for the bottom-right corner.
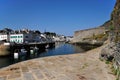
[{"x1": 72, "y1": 27, "x2": 105, "y2": 42}]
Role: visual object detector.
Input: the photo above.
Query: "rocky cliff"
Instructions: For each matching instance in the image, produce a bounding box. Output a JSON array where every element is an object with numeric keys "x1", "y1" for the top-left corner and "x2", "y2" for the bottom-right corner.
[
  {"x1": 111, "y1": 0, "x2": 120, "y2": 31},
  {"x1": 99, "y1": 1, "x2": 120, "y2": 79}
]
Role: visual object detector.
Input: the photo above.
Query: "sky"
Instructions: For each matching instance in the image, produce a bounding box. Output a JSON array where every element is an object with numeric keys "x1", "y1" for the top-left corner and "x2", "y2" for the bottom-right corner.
[{"x1": 0, "y1": 0, "x2": 116, "y2": 36}]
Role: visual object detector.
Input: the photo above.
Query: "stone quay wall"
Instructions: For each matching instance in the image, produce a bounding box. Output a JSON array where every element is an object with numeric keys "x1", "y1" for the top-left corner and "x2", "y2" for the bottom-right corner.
[
  {"x1": 0, "y1": 44, "x2": 10, "y2": 56},
  {"x1": 72, "y1": 27, "x2": 105, "y2": 42}
]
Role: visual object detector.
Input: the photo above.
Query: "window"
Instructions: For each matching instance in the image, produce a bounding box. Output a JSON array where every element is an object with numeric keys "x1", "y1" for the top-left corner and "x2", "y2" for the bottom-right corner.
[
  {"x1": 11, "y1": 36, "x2": 19, "y2": 38},
  {"x1": 25, "y1": 36, "x2": 28, "y2": 38},
  {"x1": 18, "y1": 36, "x2": 23, "y2": 38}
]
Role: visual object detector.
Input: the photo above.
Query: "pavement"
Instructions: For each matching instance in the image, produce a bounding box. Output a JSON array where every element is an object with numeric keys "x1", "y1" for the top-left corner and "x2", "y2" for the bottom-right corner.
[{"x1": 0, "y1": 46, "x2": 116, "y2": 80}]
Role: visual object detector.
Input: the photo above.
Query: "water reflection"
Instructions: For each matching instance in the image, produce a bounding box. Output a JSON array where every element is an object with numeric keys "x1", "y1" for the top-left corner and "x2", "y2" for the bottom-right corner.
[
  {"x1": 0, "y1": 57, "x2": 12, "y2": 68},
  {"x1": 38, "y1": 43, "x2": 84, "y2": 57}
]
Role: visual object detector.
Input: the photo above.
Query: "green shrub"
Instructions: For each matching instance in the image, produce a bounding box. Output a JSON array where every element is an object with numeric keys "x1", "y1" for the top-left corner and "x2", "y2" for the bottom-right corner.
[
  {"x1": 105, "y1": 60, "x2": 110, "y2": 64},
  {"x1": 109, "y1": 25, "x2": 114, "y2": 31}
]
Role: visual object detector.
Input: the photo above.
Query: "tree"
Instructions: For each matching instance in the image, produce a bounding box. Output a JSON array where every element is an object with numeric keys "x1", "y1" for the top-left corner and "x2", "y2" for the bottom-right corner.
[{"x1": 35, "y1": 30, "x2": 41, "y2": 34}]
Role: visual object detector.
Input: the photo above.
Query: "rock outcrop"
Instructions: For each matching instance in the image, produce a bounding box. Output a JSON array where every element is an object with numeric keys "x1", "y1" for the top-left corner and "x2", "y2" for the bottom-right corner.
[{"x1": 100, "y1": 42, "x2": 116, "y2": 61}]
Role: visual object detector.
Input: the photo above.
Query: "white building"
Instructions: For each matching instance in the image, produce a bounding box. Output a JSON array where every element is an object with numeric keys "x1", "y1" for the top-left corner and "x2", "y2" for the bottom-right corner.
[
  {"x1": 10, "y1": 34, "x2": 24, "y2": 43},
  {"x1": 53, "y1": 36, "x2": 60, "y2": 41},
  {"x1": 0, "y1": 29, "x2": 46, "y2": 43},
  {"x1": 66, "y1": 36, "x2": 73, "y2": 42},
  {"x1": 0, "y1": 34, "x2": 9, "y2": 41},
  {"x1": 10, "y1": 33, "x2": 33, "y2": 43}
]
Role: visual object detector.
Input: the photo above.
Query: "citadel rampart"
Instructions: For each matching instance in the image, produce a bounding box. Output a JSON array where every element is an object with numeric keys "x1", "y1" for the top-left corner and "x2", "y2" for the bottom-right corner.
[{"x1": 72, "y1": 27, "x2": 105, "y2": 42}]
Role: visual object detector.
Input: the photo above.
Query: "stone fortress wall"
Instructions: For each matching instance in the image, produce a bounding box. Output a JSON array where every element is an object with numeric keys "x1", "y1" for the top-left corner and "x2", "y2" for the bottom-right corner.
[{"x1": 72, "y1": 27, "x2": 105, "y2": 42}]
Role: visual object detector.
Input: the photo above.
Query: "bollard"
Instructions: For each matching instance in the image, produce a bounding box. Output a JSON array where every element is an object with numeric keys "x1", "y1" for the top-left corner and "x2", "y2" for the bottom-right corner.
[
  {"x1": 30, "y1": 50, "x2": 34, "y2": 54},
  {"x1": 14, "y1": 53, "x2": 19, "y2": 59},
  {"x1": 34, "y1": 47, "x2": 39, "y2": 55}
]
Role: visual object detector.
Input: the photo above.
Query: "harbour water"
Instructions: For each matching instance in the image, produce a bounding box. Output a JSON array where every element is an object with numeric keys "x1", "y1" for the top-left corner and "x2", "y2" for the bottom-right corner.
[{"x1": 0, "y1": 42, "x2": 85, "y2": 68}]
